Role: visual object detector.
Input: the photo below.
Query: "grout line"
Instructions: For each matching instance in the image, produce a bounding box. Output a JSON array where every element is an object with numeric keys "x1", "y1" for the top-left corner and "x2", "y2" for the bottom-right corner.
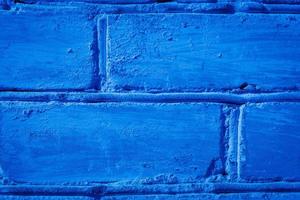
[
  {"x1": 8, "y1": 2, "x2": 300, "y2": 14},
  {"x1": 0, "y1": 92, "x2": 300, "y2": 104},
  {"x1": 224, "y1": 106, "x2": 239, "y2": 180},
  {"x1": 237, "y1": 105, "x2": 245, "y2": 180},
  {"x1": 98, "y1": 15, "x2": 108, "y2": 91},
  {"x1": 1, "y1": 182, "x2": 300, "y2": 196}
]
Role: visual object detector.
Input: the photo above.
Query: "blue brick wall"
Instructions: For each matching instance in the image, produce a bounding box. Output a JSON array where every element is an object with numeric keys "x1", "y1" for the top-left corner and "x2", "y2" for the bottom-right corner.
[{"x1": 0, "y1": 0, "x2": 300, "y2": 199}]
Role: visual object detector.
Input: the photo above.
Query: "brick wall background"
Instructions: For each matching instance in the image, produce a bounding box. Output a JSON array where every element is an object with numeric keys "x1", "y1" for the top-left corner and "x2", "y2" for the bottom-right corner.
[{"x1": 0, "y1": 0, "x2": 300, "y2": 199}]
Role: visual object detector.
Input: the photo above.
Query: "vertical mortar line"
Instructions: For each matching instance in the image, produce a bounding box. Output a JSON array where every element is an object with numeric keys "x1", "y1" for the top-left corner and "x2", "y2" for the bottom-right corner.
[
  {"x1": 225, "y1": 105, "x2": 240, "y2": 180},
  {"x1": 221, "y1": 104, "x2": 239, "y2": 179},
  {"x1": 98, "y1": 16, "x2": 108, "y2": 92},
  {"x1": 220, "y1": 105, "x2": 228, "y2": 177},
  {"x1": 229, "y1": 0, "x2": 239, "y2": 14},
  {"x1": 237, "y1": 104, "x2": 245, "y2": 180}
]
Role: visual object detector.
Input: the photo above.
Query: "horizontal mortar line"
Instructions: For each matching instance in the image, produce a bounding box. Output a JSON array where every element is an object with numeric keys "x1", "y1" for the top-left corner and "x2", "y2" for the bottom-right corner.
[
  {"x1": 0, "y1": 182, "x2": 300, "y2": 196},
  {"x1": 0, "y1": 91, "x2": 299, "y2": 104},
  {"x1": 0, "y1": 91, "x2": 300, "y2": 104},
  {"x1": 8, "y1": 2, "x2": 300, "y2": 14}
]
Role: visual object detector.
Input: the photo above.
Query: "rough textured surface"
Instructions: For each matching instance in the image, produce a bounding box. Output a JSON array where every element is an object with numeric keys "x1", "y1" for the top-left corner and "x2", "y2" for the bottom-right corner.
[
  {"x1": 101, "y1": 193, "x2": 300, "y2": 200},
  {"x1": 1, "y1": 193, "x2": 300, "y2": 200},
  {"x1": 0, "y1": 9, "x2": 95, "y2": 90},
  {"x1": 1, "y1": 0, "x2": 300, "y2": 199},
  {"x1": 258, "y1": 0, "x2": 300, "y2": 4},
  {"x1": 0, "y1": 197, "x2": 93, "y2": 200},
  {"x1": 240, "y1": 103, "x2": 300, "y2": 181},
  {"x1": 0, "y1": 102, "x2": 222, "y2": 184},
  {"x1": 106, "y1": 14, "x2": 300, "y2": 92},
  {"x1": 18, "y1": 0, "x2": 156, "y2": 4}
]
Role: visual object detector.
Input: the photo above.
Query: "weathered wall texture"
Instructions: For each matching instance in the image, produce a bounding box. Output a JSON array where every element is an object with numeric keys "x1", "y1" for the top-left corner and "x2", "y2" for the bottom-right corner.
[{"x1": 0, "y1": 0, "x2": 300, "y2": 199}]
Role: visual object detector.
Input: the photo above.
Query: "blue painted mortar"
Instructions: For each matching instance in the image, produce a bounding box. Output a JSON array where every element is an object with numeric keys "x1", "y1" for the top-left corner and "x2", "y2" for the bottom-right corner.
[{"x1": 0, "y1": 0, "x2": 300, "y2": 199}]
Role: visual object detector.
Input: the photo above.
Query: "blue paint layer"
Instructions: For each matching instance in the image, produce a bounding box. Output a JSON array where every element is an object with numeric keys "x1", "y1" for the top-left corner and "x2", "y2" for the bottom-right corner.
[
  {"x1": 1, "y1": 182, "x2": 300, "y2": 196},
  {"x1": 1, "y1": 193, "x2": 300, "y2": 200},
  {"x1": 101, "y1": 193, "x2": 300, "y2": 200},
  {"x1": 1, "y1": 0, "x2": 300, "y2": 199},
  {"x1": 18, "y1": 0, "x2": 156, "y2": 3},
  {"x1": 177, "y1": 0, "x2": 216, "y2": 2},
  {"x1": 240, "y1": 103, "x2": 300, "y2": 181},
  {"x1": 0, "y1": 197, "x2": 93, "y2": 200},
  {"x1": 106, "y1": 14, "x2": 300, "y2": 92},
  {"x1": 0, "y1": 10, "x2": 95, "y2": 90},
  {"x1": 0, "y1": 102, "x2": 222, "y2": 184},
  {"x1": 259, "y1": 0, "x2": 300, "y2": 4}
]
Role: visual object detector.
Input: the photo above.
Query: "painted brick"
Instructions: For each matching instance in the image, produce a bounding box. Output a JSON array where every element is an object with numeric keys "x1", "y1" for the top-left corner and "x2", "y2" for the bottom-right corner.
[
  {"x1": 256, "y1": 0, "x2": 300, "y2": 4},
  {"x1": 0, "y1": 197, "x2": 92, "y2": 200},
  {"x1": 0, "y1": 193, "x2": 300, "y2": 200},
  {"x1": 177, "y1": 0, "x2": 216, "y2": 3},
  {"x1": 0, "y1": 193, "x2": 299, "y2": 200},
  {"x1": 19, "y1": 0, "x2": 156, "y2": 3},
  {"x1": 106, "y1": 14, "x2": 300, "y2": 92},
  {"x1": 0, "y1": 102, "x2": 222, "y2": 184},
  {"x1": 101, "y1": 193, "x2": 300, "y2": 200},
  {"x1": 240, "y1": 103, "x2": 300, "y2": 181},
  {"x1": 1, "y1": 0, "x2": 300, "y2": 198},
  {"x1": 0, "y1": 10, "x2": 95, "y2": 90}
]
